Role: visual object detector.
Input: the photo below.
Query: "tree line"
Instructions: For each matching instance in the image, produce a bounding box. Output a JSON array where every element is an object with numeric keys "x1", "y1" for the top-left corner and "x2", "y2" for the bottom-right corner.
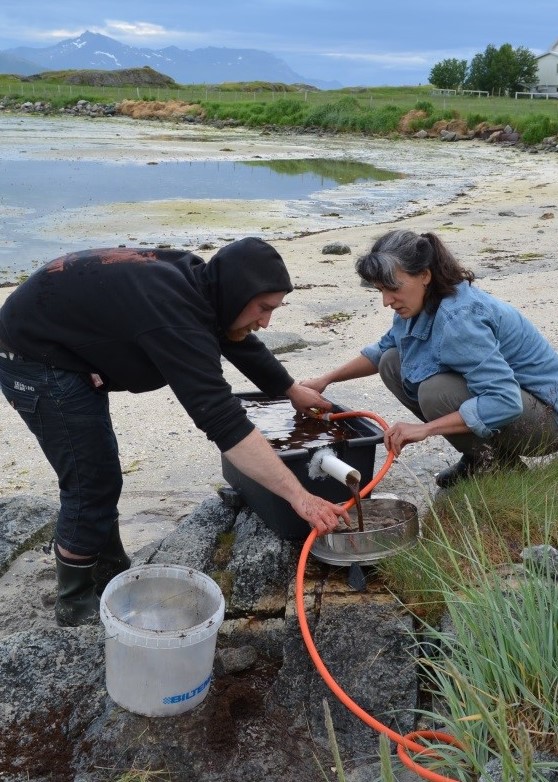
[{"x1": 429, "y1": 44, "x2": 539, "y2": 96}]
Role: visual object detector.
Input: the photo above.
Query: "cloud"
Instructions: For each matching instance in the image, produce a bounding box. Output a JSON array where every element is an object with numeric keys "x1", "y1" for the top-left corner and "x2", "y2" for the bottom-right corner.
[
  {"x1": 326, "y1": 52, "x2": 429, "y2": 67},
  {"x1": 13, "y1": 19, "x2": 210, "y2": 48},
  {"x1": 103, "y1": 20, "x2": 169, "y2": 38},
  {"x1": 98, "y1": 19, "x2": 211, "y2": 46},
  {"x1": 322, "y1": 48, "x2": 478, "y2": 70}
]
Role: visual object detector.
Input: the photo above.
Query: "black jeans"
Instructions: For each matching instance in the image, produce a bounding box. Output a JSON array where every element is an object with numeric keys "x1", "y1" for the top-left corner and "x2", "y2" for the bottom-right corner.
[{"x1": 0, "y1": 356, "x2": 122, "y2": 555}]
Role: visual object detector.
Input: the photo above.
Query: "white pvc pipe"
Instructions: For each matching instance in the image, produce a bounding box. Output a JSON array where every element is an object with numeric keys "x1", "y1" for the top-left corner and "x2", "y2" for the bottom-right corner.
[{"x1": 309, "y1": 448, "x2": 361, "y2": 486}]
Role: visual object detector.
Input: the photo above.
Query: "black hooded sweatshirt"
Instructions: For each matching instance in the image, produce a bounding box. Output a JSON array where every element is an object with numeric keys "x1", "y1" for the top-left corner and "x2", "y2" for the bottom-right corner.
[{"x1": 0, "y1": 238, "x2": 295, "y2": 451}]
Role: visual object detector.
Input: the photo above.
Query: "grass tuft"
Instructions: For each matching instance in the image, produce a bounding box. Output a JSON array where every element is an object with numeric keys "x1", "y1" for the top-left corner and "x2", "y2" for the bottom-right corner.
[{"x1": 375, "y1": 460, "x2": 558, "y2": 780}]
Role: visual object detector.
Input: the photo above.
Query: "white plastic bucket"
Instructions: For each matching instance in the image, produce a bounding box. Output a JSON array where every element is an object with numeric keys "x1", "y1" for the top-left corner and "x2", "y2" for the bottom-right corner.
[{"x1": 100, "y1": 564, "x2": 225, "y2": 716}]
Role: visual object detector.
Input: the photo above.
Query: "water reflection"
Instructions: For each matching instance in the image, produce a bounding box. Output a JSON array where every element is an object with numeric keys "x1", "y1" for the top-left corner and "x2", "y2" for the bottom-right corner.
[
  {"x1": 244, "y1": 158, "x2": 403, "y2": 185},
  {"x1": 0, "y1": 156, "x2": 403, "y2": 282},
  {"x1": 0, "y1": 157, "x2": 402, "y2": 214},
  {"x1": 242, "y1": 398, "x2": 349, "y2": 451}
]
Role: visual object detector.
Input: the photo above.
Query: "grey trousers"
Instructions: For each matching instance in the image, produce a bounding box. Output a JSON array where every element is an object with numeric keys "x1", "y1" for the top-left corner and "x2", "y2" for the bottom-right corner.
[{"x1": 378, "y1": 348, "x2": 558, "y2": 458}]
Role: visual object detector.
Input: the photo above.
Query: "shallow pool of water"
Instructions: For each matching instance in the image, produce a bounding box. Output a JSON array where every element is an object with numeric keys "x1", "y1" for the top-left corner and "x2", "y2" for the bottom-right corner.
[
  {"x1": 0, "y1": 157, "x2": 401, "y2": 213},
  {"x1": 0, "y1": 115, "x2": 508, "y2": 283},
  {"x1": 0, "y1": 151, "x2": 406, "y2": 282}
]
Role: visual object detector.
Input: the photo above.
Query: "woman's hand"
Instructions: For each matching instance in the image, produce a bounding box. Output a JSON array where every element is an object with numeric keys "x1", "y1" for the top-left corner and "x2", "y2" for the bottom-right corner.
[
  {"x1": 384, "y1": 421, "x2": 430, "y2": 457},
  {"x1": 385, "y1": 412, "x2": 470, "y2": 456},
  {"x1": 300, "y1": 357, "x2": 377, "y2": 394},
  {"x1": 299, "y1": 376, "x2": 330, "y2": 394}
]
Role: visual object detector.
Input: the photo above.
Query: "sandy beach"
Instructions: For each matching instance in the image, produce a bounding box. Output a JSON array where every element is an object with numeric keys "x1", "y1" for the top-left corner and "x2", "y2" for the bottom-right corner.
[{"x1": 1, "y1": 118, "x2": 558, "y2": 549}]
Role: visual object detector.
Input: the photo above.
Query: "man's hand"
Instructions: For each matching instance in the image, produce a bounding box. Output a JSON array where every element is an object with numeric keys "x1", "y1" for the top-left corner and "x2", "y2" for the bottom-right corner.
[
  {"x1": 224, "y1": 429, "x2": 349, "y2": 536},
  {"x1": 290, "y1": 491, "x2": 350, "y2": 536},
  {"x1": 285, "y1": 382, "x2": 332, "y2": 414}
]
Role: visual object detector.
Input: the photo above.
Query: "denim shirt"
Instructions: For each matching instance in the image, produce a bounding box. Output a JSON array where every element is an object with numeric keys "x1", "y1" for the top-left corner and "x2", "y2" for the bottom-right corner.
[{"x1": 362, "y1": 282, "x2": 558, "y2": 438}]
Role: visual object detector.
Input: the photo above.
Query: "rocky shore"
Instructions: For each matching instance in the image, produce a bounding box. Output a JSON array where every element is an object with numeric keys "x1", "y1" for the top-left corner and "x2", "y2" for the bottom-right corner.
[
  {"x1": 1, "y1": 119, "x2": 557, "y2": 519},
  {"x1": 2, "y1": 95, "x2": 558, "y2": 154},
  {"x1": 1, "y1": 117, "x2": 558, "y2": 781}
]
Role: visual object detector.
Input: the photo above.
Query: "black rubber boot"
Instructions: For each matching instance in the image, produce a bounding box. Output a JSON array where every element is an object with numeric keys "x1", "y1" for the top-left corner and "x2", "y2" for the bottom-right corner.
[
  {"x1": 55, "y1": 551, "x2": 100, "y2": 627},
  {"x1": 94, "y1": 521, "x2": 131, "y2": 596},
  {"x1": 435, "y1": 453, "x2": 478, "y2": 489}
]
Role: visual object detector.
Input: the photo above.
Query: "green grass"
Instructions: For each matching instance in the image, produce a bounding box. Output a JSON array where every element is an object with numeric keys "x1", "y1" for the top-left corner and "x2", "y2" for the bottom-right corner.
[
  {"x1": 313, "y1": 460, "x2": 558, "y2": 781},
  {"x1": 2, "y1": 76, "x2": 558, "y2": 143},
  {"x1": 371, "y1": 460, "x2": 558, "y2": 781},
  {"x1": 407, "y1": 522, "x2": 558, "y2": 780},
  {"x1": 379, "y1": 459, "x2": 558, "y2": 622}
]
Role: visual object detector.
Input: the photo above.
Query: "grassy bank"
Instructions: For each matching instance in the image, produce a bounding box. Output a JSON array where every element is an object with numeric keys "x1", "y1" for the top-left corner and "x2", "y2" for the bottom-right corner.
[
  {"x1": 373, "y1": 460, "x2": 558, "y2": 780},
  {"x1": 1, "y1": 78, "x2": 558, "y2": 144}
]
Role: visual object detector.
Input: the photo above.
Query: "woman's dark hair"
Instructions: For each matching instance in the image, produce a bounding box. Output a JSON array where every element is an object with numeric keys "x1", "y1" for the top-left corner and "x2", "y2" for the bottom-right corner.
[{"x1": 356, "y1": 230, "x2": 475, "y2": 313}]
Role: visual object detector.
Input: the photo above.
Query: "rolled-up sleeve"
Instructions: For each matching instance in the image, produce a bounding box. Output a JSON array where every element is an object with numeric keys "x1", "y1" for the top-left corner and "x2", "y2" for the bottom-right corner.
[{"x1": 361, "y1": 328, "x2": 396, "y2": 368}]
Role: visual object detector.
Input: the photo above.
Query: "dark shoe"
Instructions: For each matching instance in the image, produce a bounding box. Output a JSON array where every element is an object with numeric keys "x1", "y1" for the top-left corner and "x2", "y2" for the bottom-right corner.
[
  {"x1": 55, "y1": 552, "x2": 100, "y2": 627},
  {"x1": 435, "y1": 454, "x2": 478, "y2": 489},
  {"x1": 94, "y1": 521, "x2": 131, "y2": 596}
]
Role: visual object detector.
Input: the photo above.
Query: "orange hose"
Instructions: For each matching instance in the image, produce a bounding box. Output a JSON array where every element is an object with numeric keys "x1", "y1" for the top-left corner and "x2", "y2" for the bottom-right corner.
[{"x1": 296, "y1": 410, "x2": 466, "y2": 782}]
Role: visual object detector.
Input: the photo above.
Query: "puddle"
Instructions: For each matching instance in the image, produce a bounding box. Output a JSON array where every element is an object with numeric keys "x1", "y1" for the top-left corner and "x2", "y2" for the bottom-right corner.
[
  {"x1": 0, "y1": 114, "x2": 514, "y2": 283},
  {"x1": 0, "y1": 152, "x2": 407, "y2": 282},
  {"x1": 0, "y1": 157, "x2": 400, "y2": 212}
]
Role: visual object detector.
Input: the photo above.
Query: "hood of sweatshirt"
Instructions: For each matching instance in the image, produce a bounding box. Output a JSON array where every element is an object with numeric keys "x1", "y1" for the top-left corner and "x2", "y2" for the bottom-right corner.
[{"x1": 202, "y1": 237, "x2": 293, "y2": 330}]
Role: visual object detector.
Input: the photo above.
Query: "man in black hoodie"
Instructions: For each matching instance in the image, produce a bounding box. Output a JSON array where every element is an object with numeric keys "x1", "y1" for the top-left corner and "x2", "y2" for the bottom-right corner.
[{"x1": 0, "y1": 238, "x2": 348, "y2": 627}]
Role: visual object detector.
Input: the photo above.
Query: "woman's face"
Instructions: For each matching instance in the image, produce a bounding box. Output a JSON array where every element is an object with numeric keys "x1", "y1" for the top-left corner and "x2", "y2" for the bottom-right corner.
[{"x1": 374, "y1": 267, "x2": 431, "y2": 319}]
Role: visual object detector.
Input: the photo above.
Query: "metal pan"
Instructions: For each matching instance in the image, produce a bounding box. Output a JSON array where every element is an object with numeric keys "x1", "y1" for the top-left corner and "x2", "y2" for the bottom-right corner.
[{"x1": 311, "y1": 495, "x2": 419, "y2": 566}]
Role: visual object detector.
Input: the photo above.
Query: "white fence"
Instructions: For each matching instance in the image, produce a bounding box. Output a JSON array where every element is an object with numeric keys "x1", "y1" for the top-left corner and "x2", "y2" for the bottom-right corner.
[
  {"x1": 431, "y1": 89, "x2": 489, "y2": 97},
  {"x1": 515, "y1": 91, "x2": 558, "y2": 100}
]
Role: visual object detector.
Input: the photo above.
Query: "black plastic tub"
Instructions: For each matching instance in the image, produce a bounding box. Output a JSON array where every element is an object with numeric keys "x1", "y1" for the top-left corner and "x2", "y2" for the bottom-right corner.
[{"x1": 220, "y1": 392, "x2": 384, "y2": 540}]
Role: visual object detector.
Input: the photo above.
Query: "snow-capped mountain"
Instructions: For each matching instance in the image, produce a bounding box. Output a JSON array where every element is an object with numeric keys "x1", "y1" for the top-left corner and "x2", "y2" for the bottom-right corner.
[{"x1": 3, "y1": 31, "x2": 336, "y2": 87}]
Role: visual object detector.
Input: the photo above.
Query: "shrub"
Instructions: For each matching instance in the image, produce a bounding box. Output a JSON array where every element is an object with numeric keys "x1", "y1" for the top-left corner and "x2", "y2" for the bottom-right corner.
[
  {"x1": 406, "y1": 111, "x2": 457, "y2": 132},
  {"x1": 357, "y1": 105, "x2": 405, "y2": 134},
  {"x1": 303, "y1": 98, "x2": 363, "y2": 131},
  {"x1": 518, "y1": 113, "x2": 558, "y2": 145},
  {"x1": 493, "y1": 113, "x2": 513, "y2": 126},
  {"x1": 466, "y1": 112, "x2": 488, "y2": 127},
  {"x1": 415, "y1": 100, "x2": 434, "y2": 114}
]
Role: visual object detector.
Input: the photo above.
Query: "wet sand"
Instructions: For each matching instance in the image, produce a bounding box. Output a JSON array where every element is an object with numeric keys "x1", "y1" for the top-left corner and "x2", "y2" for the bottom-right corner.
[
  {"x1": 0, "y1": 114, "x2": 522, "y2": 281},
  {"x1": 1, "y1": 116, "x2": 558, "y2": 545}
]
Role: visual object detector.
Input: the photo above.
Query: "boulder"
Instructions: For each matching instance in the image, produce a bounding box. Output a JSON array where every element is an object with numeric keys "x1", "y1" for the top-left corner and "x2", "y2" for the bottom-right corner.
[
  {"x1": 272, "y1": 566, "x2": 416, "y2": 755},
  {"x1": 322, "y1": 242, "x2": 351, "y2": 255},
  {"x1": 0, "y1": 493, "x2": 420, "y2": 780},
  {"x1": 0, "y1": 495, "x2": 57, "y2": 576}
]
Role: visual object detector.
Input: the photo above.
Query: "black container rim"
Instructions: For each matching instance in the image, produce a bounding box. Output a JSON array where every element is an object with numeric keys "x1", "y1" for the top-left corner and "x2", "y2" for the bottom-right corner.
[{"x1": 233, "y1": 392, "x2": 385, "y2": 446}]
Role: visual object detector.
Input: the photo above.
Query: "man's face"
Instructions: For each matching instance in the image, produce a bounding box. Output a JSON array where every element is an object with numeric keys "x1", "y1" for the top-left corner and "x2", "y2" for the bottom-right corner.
[{"x1": 226, "y1": 291, "x2": 286, "y2": 341}]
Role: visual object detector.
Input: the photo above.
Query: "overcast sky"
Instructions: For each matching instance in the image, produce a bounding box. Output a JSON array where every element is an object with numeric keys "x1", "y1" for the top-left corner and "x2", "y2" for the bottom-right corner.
[{"x1": 0, "y1": 1, "x2": 556, "y2": 86}]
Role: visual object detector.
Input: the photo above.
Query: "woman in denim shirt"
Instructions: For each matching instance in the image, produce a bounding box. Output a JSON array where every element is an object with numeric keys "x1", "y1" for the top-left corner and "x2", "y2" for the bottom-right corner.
[{"x1": 303, "y1": 229, "x2": 558, "y2": 487}]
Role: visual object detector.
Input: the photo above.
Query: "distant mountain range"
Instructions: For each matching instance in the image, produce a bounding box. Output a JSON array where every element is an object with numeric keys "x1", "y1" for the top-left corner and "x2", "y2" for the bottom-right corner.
[{"x1": 0, "y1": 31, "x2": 340, "y2": 89}]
